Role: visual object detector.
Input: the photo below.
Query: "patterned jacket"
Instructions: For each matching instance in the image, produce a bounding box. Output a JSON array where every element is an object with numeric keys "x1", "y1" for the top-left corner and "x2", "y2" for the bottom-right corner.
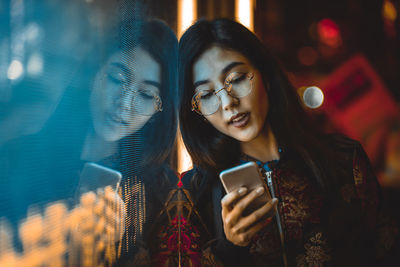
[{"x1": 127, "y1": 138, "x2": 399, "y2": 266}]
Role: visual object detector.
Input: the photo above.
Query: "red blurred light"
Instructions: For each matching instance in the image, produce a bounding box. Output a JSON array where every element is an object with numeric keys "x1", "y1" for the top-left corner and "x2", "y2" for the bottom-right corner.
[
  {"x1": 318, "y1": 18, "x2": 339, "y2": 39},
  {"x1": 317, "y1": 18, "x2": 342, "y2": 48}
]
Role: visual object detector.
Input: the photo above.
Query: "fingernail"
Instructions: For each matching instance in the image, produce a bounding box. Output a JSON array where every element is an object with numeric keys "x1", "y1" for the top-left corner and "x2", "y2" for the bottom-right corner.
[
  {"x1": 272, "y1": 198, "x2": 278, "y2": 204},
  {"x1": 256, "y1": 187, "x2": 264, "y2": 195},
  {"x1": 238, "y1": 187, "x2": 247, "y2": 195}
]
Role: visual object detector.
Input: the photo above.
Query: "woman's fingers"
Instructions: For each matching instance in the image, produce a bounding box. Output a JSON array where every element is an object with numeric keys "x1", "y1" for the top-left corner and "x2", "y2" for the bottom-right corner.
[
  {"x1": 232, "y1": 198, "x2": 278, "y2": 233},
  {"x1": 101, "y1": 186, "x2": 126, "y2": 232},
  {"x1": 232, "y1": 186, "x2": 265, "y2": 217},
  {"x1": 222, "y1": 187, "x2": 279, "y2": 246},
  {"x1": 226, "y1": 186, "x2": 266, "y2": 226},
  {"x1": 236, "y1": 217, "x2": 273, "y2": 246},
  {"x1": 221, "y1": 187, "x2": 247, "y2": 216},
  {"x1": 227, "y1": 216, "x2": 272, "y2": 247}
]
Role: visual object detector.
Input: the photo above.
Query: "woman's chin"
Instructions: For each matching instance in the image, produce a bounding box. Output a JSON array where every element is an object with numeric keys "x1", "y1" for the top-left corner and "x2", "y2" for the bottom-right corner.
[
  {"x1": 228, "y1": 127, "x2": 259, "y2": 143},
  {"x1": 99, "y1": 131, "x2": 123, "y2": 142},
  {"x1": 94, "y1": 125, "x2": 125, "y2": 142}
]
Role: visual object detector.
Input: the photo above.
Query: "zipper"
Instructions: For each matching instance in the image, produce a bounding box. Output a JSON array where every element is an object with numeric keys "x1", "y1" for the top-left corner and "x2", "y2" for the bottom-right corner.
[{"x1": 265, "y1": 170, "x2": 288, "y2": 267}]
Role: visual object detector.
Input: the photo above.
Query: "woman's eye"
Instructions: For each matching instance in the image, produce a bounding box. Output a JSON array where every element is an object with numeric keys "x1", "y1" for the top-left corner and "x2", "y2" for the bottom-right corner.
[
  {"x1": 107, "y1": 73, "x2": 127, "y2": 84},
  {"x1": 230, "y1": 73, "x2": 246, "y2": 84},
  {"x1": 200, "y1": 91, "x2": 213, "y2": 99},
  {"x1": 138, "y1": 89, "x2": 154, "y2": 99}
]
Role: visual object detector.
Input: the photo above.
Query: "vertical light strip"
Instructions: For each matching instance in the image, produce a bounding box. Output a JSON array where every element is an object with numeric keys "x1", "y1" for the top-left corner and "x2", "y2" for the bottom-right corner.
[
  {"x1": 177, "y1": 0, "x2": 197, "y2": 38},
  {"x1": 177, "y1": 0, "x2": 196, "y2": 174},
  {"x1": 177, "y1": 127, "x2": 193, "y2": 175},
  {"x1": 235, "y1": 0, "x2": 254, "y2": 31}
]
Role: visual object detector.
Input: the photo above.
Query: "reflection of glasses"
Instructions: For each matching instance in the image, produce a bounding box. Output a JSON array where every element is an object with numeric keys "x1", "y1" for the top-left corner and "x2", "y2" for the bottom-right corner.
[
  {"x1": 122, "y1": 84, "x2": 163, "y2": 115},
  {"x1": 105, "y1": 72, "x2": 163, "y2": 116},
  {"x1": 191, "y1": 72, "x2": 254, "y2": 115}
]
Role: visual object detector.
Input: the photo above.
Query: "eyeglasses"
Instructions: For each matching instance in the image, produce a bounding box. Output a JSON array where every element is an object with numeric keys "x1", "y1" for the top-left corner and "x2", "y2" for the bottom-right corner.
[
  {"x1": 122, "y1": 84, "x2": 163, "y2": 115},
  {"x1": 105, "y1": 72, "x2": 163, "y2": 116},
  {"x1": 191, "y1": 72, "x2": 254, "y2": 115}
]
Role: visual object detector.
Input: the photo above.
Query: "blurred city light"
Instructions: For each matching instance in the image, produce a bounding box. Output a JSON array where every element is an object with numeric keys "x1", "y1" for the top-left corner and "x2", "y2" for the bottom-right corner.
[
  {"x1": 317, "y1": 18, "x2": 342, "y2": 48},
  {"x1": 7, "y1": 59, "x2": 23, "y2": 80},
  {"x1": 383, "y1": 0, "x2": 397, "y2": 38},
  {"x1": 298, "y1": 86, "x2": 324, "y2": 109},
  {"x1": 383, "y1": 0, "x2": 397, "y2": 22},
  {"x1": 27, "y1": 53, "x2": 43, "y2": 77}
]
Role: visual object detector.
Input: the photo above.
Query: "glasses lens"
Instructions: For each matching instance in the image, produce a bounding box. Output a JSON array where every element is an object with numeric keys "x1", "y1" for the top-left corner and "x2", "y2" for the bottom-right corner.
[
  {"x1": 193, "y1": 90, "x2": 219, "y2": 115},
  {"x1": 225, "y1": 72, "x2": 253, "y2": 98},
  {"x1": 191, "y1": 72, "x2": 254, "y2": 116},
  {"x1": 132, "y1": 88, "x2": 162, "y2": 115}
]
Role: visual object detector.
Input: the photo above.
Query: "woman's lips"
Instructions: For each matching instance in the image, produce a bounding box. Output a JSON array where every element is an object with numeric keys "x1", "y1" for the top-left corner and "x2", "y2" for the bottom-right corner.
[
  {"x1": 229, "y1": 112, "x2": 250, "y2": 128},
  {"x1": 107, "y1": 113, "x2": 129, "y2": 126}
]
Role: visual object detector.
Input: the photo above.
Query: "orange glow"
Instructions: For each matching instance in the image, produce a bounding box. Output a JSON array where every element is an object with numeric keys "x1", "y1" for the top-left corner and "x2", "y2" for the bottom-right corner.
[
  {"x1": 177, "y1": 127, "x2": 193, "y2": 174},
  {"x1": 178, "y1": 0, "x2": 197, "y2": 38},
  {"x1": 177, "y1": 0, "x2": 196, "y2": 173},
  {"x1": 383, "y1": 0, "x2": 397, "y2": 22},
  {"x1": 235, "y1": 0, "x2": 254, "y2": 31}
]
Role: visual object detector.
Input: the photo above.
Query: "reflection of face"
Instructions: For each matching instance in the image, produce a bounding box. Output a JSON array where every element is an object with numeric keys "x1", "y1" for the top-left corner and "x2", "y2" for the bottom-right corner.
[
  {"x1": 193, "y1": 46, "x2": 268, "y2": 142},
  {"x1": 90, "y1": 47, "x2": 161, "y2": 142}
]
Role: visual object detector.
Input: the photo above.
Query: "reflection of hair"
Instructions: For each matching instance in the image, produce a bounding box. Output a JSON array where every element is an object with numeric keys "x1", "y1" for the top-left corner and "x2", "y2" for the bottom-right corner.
[
  {"x1": 117, "y1": 19, "x2": 178, "y2": 175},
  {"x1": 179, "y1": 19, "x2": 349, "y2": 192},
  {"x1": 116, "y1": 19, "x2": 178, "y2": 259}
]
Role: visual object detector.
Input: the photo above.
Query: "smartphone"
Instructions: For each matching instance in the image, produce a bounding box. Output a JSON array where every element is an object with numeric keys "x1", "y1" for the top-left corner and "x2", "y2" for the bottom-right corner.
[
  {"x1": 219, "y1": 162, "x2": 272, "y2": 216},
  {"x1": 77, "y1": 162, "x2": 122, "y2": 196}
]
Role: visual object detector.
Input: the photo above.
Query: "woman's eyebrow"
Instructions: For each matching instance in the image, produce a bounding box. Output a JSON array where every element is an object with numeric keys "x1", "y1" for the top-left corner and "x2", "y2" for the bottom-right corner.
[
  {"x1": 110, "y1": 62, "x2": 130, "y2": 75},
  {"x1": 144, "y1": 80, "x2": 161, "y2": 90},
  {"x1": 221, "y1": 61, "x2": 244, "y2": 75},
  {"x1": 193, "y1": 80, "x2": 209, "y2": 90},
  {"x1": 193, "y1": 62, "x2": 245, "y2": 90}
]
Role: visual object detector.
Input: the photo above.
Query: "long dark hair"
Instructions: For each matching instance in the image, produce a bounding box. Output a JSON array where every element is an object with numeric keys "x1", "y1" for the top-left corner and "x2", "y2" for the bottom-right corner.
[
  {"x1": 117, "y1": 19, "x2": 178, "y2": 177},
  {"x1": 116, "y1": 19, "x2": 178, "y2": 260},
  {"x1": 179, "y1": 18, "x2": 350, "y2": 192}
]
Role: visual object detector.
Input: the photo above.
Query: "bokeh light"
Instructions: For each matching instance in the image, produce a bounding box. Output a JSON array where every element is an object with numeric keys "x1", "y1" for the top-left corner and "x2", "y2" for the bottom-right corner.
[{"x1": 7, "y1": 60, "x2": 23, "y2": 80}]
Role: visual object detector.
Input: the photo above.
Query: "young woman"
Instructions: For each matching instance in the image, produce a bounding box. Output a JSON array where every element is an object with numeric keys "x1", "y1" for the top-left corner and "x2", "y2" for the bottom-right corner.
[{"x1": 178, "y1": 19, "x2": 396, "y2": 266}]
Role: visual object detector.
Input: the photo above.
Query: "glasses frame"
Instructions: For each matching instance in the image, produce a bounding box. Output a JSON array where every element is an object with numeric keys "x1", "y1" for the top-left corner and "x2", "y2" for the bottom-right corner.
[
  {"x1": 103, "y1": 73, "x2": 163, "y2": 115},
  {"x1": 191, "y1": 71, "x2": 254, "y2": 115},
  {"x1": 121, "y1": 83, "x2": 163, "y2": 115}
]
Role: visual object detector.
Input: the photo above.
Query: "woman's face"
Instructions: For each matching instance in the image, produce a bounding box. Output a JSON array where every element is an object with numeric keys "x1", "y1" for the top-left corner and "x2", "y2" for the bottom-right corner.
[
  {"x1": 90, "y1": 47, "x2": 161, "y2": 142},
  {"x1": 192, "y1": 45, "x2": 268, "y2": 142}
]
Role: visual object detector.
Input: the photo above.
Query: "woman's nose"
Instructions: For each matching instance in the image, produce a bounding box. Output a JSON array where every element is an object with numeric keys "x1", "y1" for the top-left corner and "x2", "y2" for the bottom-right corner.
[
  {"x1": 116, "y1": 86, "x2": 135, "y2": 113},
  {"x1": 219, "y1": 89, "x2": 238, "y2": 111}
]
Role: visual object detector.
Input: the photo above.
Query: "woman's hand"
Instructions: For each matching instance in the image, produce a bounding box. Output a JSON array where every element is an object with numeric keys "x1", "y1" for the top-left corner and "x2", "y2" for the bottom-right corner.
[
  {"x1": 221, "y1": 186, "x2": 278, "y2": 247},
  {"x1": 77, "y1": 186, "x2": 126, "y2": 245}
]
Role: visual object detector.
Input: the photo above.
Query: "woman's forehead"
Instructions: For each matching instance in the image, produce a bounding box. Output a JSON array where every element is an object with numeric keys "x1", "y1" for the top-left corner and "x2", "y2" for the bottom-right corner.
[
  {"x1": 105, "y1": 48, "x2": 161, "y2": 82},
  {"x1": 193, "y1": 46, "x2": 250, "y2": 81}
]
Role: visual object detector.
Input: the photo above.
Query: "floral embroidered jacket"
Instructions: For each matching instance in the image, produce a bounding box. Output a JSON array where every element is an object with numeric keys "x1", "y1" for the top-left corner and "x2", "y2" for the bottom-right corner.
[{"x1": 121, "y1": 138, "x2": 399, "y2": 266}]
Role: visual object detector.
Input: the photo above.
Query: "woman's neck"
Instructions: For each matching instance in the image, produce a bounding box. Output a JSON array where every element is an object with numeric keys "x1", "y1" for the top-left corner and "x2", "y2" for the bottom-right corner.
[
  {"x1": 81, "y1": 129, "x2": 117, "y2": 162},
  {"x1": 240, "y1": 125, "x2": 279, "y2": 163}
]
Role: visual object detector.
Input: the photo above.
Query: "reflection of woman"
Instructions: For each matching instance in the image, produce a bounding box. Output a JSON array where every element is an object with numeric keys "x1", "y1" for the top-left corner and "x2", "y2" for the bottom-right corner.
[
  {"x1": 107, "y1": 19, "x2": 179, "y2": 265},
  {"x1": 83, "y1": 24, "x2": 169, "y2": 166},
  {"x1": 178, "y1": 19, "x2": 397, "y2": 266},
  {"x1": 58, "y1": 18, "x2": 178, "y2": 266}
]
